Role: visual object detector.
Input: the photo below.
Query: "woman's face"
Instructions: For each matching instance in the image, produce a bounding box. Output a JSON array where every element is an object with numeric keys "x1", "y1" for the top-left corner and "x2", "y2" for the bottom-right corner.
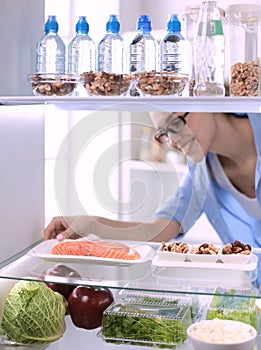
[{"x1": 150, "y1": 112, "x2": 217, "y2": 162}]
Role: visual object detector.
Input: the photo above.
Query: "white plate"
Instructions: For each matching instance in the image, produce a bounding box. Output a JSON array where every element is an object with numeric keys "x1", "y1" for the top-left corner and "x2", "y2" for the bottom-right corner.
[
  {"x1": 27, "y1": 239, "x2": 155, "y2": 266},
  {"x1": 152, "y1": 253, "x2": 258, "y2": 271}
]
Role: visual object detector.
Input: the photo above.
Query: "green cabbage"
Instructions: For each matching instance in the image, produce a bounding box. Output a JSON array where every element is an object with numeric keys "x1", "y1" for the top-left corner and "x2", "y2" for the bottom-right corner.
[{"x1": 1, "y1": 280, "x2": 66, "y2": 344}]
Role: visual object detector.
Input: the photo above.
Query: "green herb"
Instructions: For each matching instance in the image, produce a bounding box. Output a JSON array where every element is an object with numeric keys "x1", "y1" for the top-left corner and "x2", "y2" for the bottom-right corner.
[
  {"x1": 206, "y1": 288, "x2": 258, "y2": 330},
  {"x1": 102, "y1": 301, "x2": 192, "y2": 348}
]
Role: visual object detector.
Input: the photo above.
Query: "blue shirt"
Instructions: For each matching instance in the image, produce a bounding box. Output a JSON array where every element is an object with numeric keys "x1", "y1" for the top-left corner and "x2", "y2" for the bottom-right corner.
[{"x1": 155, "y1": 113, "x2": 261, "y2": 283}]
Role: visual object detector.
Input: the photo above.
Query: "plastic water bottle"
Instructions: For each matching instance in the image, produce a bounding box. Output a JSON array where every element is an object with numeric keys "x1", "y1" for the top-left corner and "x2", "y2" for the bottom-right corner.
[
  {"x1": 97, "y1": 15, "x2": 124, "y2": 73},
  {"x1": 36, "y1": 15, "x2": 66, "y2": 74},
  {"x1": 159, "y1": 14, "x2": 190, "y2": 75},
  {"x1": 129, "y1": 15, "x2": 157, "y2": 73},
  {"x1": 193, "y1": 0, "x2": 225, "y2": 96},
  {"x1": 68, "y1": 16, "x2": 96, "y2": 74}
]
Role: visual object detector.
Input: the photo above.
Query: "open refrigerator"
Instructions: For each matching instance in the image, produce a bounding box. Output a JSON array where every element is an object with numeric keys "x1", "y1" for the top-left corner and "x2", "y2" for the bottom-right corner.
[{"x1": 0, "y1": 1, "x2": 261, "y2": 349}]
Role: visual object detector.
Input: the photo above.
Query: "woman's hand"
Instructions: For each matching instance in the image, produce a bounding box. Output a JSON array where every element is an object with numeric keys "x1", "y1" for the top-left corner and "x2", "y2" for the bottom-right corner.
[{"x1": 44, "y1": 215, "x2": 92, "y2": 240}]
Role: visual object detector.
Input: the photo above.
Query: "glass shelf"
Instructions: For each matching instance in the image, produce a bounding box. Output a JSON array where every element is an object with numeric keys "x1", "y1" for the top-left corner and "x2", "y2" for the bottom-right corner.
[
  {"x1": 1, "y1": 96, "x2": 261, "y2": 112},
  {"x1": 0, "y1": 240, "x2": 260, "y2": 300}
]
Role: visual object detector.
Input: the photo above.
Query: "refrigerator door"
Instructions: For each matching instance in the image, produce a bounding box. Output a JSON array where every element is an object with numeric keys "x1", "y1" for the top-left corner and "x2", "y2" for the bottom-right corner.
[
  {"x1": 0, "y1": 0, "x2": 44, "y2": 95},
  {"x1": 0, "y1": 105, "x2": 44, "y2": 261}
]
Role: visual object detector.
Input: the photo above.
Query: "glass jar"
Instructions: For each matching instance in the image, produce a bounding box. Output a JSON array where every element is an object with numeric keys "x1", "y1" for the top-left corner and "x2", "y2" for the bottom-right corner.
[
  {"x1": 182, "y1": 5, "x2": 226, "y2": 96},
  {"x1": 226, "y1": 4, "x2": 261, "y2": 96},
  {"x1": 182, "y1": 5, "x2": 201, "y2": 96}
]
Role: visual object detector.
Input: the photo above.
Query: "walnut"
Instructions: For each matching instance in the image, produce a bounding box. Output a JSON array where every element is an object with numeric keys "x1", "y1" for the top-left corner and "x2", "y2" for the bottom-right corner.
[
  {"x1": 222, "y1": 240, "x2": 251, "y2": 255},
  {"x1": 135, "y1": 71, "x2": 188, "y2": 96},
  {"x1": 30, "y1": 74, "x2": 77, "y2": 96},
  {"x1": 160, "y1": 241, "x2": 189, "y2": 254},
  {"x1": 191, "y1": 243, "x2": 219, "y2": 255},
  {"x1": 230, "y1": 58, "x2": 259, "y2": 96},
  {"x1": 81, "y1": 71, "x2": 132, "y2": 96}
]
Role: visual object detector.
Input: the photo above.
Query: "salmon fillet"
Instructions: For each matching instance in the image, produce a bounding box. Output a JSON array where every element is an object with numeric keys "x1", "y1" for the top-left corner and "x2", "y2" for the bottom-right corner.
[{"x1": 51, "y1": 239, "x2": 140, "y2": 260}]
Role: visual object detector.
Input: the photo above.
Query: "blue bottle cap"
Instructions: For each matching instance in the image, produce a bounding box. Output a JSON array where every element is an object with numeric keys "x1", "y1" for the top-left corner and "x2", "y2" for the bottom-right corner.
[
  {"x1": 106, "y1": 15, "x2": 120, "y2": 33},
  {"x1": 76, "y1": 16, "x2": 89, "y2": 34},
  {"x1": 137, "y1": 15, "x2": 152, "y2": 33},
  {"x1": 167, "y1": 14, "x2": 181, "y2": 32},
  {"x1": 45, "y1": 15, "x2": 58, "y2": 34}
]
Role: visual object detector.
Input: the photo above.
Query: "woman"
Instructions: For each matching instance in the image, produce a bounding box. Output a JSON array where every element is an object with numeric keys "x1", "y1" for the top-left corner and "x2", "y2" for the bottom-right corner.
[{"x1": 44, "y1": 112, "x2": 261, "y2": 250}]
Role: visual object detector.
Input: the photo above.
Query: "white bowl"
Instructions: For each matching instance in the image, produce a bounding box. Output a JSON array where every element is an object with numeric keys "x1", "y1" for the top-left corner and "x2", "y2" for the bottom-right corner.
[
  {"x1": 219, "y1": 245, "x2": 252, "y2": 264},
  {"x1": 187, "y1": 319, "x2": 257, "y2": 350},
  {"x1": 157, "y1": 242, "x2": 190, "y2": 262},
  {"x1": 219, "y1": 252, "x2": 252, "y2": 264},
  {"x1": 187, "y1": 244, "x2": 221, "y2": 263},
  {"x1": 157, "y1": 247, "x2": 188, "y2": 262},
  {"x1": 219, "y1": 242, "x2": 252, "y2": 264}
]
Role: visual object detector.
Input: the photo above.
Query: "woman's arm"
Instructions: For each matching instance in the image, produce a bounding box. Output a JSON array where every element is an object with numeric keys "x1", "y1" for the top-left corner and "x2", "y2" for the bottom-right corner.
[{"x1": 44, "y1": 215, "x2": 181, "y2": 242}]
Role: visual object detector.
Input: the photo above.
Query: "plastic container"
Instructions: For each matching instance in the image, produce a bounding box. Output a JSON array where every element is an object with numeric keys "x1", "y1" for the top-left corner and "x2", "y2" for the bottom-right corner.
[
  {"x1": 36, "y1": 15, "x2": 66, "y2": 74},
  {"x1": 226, "y1": 4, "x2": 261, "y2": 96},
  {"x1": 206, "y1": 288, "x2": 259, "y2": 330},
  {"x1": 159, "y1": 14, "x2": 190, "y2": 78},
  {"x1": 67, "y1": 16, "x2": 96, "y2": 74},
  {"x1": 97, "y1": 15, "x2": 124, "y2": 74},
  {"x1": 193, "y1": 0, "x2": 225, "y2": 96},
  {"x1": 129, "y1": 15, "x2": 157, "y2": 73},
  {"x1": 101, "y1": 297, "x2": 192, "y2": 348}
]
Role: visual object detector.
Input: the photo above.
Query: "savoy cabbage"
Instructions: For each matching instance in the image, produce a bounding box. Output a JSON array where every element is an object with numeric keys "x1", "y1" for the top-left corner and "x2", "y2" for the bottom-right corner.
[{"x1": 1, "y1": 280, "x2": 66, "y2": 344}]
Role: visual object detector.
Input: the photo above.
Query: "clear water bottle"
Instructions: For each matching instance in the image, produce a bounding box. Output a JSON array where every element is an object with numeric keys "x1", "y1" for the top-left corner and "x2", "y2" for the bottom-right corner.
[
  {"x1": 36, "y1": 15, "x2": 66, "y2": 74},
  {"x1": 129, "y1": 15, "x2": 157, "y2": 73},
  {"x1": 193, "y1": 0, "x2": 225, "y2": 96},
  {"x1": 68, "y1": 16, "x2": 96, "y2": 74},
  {"x1": 159, "y1": 14, "x2": 190, "y2": 75},
  {"x1": 97, "y1": 15, "x2": 124, "y2": 73}
]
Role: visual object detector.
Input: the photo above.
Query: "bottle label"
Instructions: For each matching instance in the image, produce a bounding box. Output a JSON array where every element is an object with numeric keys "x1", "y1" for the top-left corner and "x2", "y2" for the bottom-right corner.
[{"x1": 198, "y1": 20, "x2": 223, "y2": 36}]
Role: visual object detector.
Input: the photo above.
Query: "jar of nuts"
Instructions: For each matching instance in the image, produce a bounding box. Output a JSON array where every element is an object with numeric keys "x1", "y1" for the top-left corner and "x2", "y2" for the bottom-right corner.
[{"x1": 226, "y1": 4, "x2": 261, "y2": 96}]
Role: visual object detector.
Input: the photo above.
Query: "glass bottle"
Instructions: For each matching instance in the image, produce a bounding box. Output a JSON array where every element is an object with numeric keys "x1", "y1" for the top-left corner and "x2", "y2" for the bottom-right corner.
[
  {"x1": 36, "y1": 15, "x2": 66, "y2": 74},
  {"x1": 193, "y1": 0, "x2": 225, "y2": 96}
]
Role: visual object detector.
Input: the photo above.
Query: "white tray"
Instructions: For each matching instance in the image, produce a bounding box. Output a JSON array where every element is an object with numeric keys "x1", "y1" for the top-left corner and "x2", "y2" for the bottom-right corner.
[
  {"x1": 152, "y1": 253, "x2": 258, "y2": 271},
  {"x1": 27, "y1": 239, "x2": 155, "y2": 267}
]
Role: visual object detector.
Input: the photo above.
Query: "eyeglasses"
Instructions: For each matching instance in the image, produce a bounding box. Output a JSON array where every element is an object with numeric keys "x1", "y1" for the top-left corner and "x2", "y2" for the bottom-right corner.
[{"x1": 154, "y1": 112, "x2": 190, "y2": 144}]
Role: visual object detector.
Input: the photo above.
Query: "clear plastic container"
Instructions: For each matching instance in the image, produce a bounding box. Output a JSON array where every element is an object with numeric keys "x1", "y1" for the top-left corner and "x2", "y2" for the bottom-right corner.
[
  {"x1": 226, "y1": 4, "x2": 261, "y2": 96},
  {"x1": 206, "y1": 288, "x2": 259, "y2": 330},
  {"x1": 101, "y1": 296, "x2": 192, "y2": 348}
]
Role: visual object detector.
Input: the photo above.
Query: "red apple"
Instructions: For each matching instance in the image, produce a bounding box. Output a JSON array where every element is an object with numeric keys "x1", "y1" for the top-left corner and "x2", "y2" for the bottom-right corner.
[
  {"x1": 68, "y1": 286, "x2": 114, "y2": 329},
  {"x1": 41, "y1": 264, "x2": 81, "y2": 299}
]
